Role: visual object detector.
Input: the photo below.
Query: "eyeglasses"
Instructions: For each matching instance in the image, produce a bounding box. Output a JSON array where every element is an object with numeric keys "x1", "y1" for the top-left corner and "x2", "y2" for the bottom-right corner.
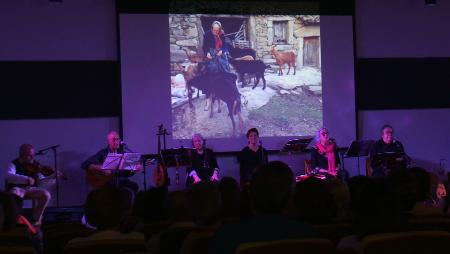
[{"x1": 321, "y1": 132, "x2": 329, "y2": 136}]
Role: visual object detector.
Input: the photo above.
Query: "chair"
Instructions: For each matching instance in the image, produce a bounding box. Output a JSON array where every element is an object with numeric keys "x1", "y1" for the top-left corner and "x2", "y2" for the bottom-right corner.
[
  {"x1": 407, "y1": 216, "x2": 450, "y2": 232},
  {"x1": 0, "y1": 246, "x2": 35, "y2": 254},
  {"x1": 235, "y1": 238, "x2": 335, "y2": 254},
  {"x1": 362, "y1": 230, "x2": 450, "y2": 254},
  {"x1": 304, "y1": 159, "x2": 313, "y2": 175},
  {"x1": 43, "y1": 222, "x2": 95, "y2": 254},
  {"x1": 313, "y1": 223, "x2": 353, "y2": 245},
  {"x1": 139, "y1": 221, "x2": 170, "y2": 240},
  {"x1": 63, "y1": 238, "x2": 146, "y2": 254},
  {"x1": 180, "y1": 226, "x2": 218, "y2": 254},
  {"x1": 159, "y1": 225, "x2": 196, "y2": 254},
  {"x1": 0, "y1": 227, "x2": 35, "y2": 254}
]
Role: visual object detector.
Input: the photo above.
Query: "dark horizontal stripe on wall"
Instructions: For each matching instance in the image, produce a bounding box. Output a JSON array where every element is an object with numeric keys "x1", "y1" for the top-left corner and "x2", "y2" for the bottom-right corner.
[
  {"x1": 356, "y1": 58, "x2": 450, "y2": 110},
  {"x1": 117, "y1": 0, "x2": 354, "y2": 15},
  {"x1": 0, "y1": 61, "x2": 121, "y2": 119}
]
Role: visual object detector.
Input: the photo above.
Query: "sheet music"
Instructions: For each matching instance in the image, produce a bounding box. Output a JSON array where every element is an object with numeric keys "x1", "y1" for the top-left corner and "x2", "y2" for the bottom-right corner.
[
  {"x1": 119, "y1": 153, "x2": 142, "y2": 170},
  {"x1": 101, "y1": 153, "x2": 123, "y2": 170}
]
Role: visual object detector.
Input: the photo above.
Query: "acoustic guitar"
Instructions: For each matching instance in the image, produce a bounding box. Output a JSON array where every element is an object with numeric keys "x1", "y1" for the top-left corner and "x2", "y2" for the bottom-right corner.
[{"x1": 86, "y1": 169, "x2": 114, "y2": 189}]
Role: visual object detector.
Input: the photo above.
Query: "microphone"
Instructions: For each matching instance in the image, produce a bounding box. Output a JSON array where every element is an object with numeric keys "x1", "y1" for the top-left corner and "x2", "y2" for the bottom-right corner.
[
  {"x1": 120, "y1": 141, "x2": 135, "y2": 152},
  {"x1": 35, "y1": 150, "x2": 46, "y2": 156},
  {"x1": 36, "y1": 145, "x2": 60, "y2": 155}
]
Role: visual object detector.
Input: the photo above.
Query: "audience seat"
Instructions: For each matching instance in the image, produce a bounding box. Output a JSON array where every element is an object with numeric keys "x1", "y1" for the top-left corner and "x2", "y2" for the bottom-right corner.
[
  {"x1": 139, "y1": 221, "x2": 170, "y2": 240},
  {"x1": 159, "y1": 225, "x2": 196, "y2": 254},
  {"x1": 180, "y1": 226, "x2": 218, "y2": 254},
  {"x1": 362, "y1": 230, "x2": 450, "y2": 254},
  {"x1": 407, "y1": 216, "x2": 450, "y2": 232},
  {"x1": 63, "y1": 238, "x2": 146, "y2": 254},
  {"x1": 313, "y1": 223, "x2": 353, "y2": 245},
  {"x1": 0, "y1": 227, "x2": 35, "y2": 254},
  {"x1": 235, "y1": 238, "x2": 335, "y2": 254},
  {"x1": 43, "y1": 222, "x2": 95, "y2": 254}
]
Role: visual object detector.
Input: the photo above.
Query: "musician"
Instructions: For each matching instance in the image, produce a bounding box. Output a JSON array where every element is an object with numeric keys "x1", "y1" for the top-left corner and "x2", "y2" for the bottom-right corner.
[
  {"x1": 237, "y1": 128, "x2": 268, "y2": 186},
  {"x1": 81, "y1": 131, "x2": 139, "y2": 193},
  {"x1": 4, "y1": 144, "x2": 51, "y2": 225},
  {"x1": 310, "y1": 127, "x2": 341, "y2": 176},
  {"x1": 186, "y1": 133, "x2": 219, "y2": 187},
  {"x1": 369, "y1": 125, "x2": 406, "y2": 178}
]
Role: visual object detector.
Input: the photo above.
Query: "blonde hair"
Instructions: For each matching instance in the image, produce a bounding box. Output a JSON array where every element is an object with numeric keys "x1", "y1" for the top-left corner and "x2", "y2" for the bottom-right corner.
[{"x1": 315, "y1": 127, "x2": 329, "y2": 143}]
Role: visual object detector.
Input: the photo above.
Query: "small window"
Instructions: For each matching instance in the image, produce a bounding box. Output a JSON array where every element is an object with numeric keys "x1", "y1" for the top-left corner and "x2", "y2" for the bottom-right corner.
[{"x1": 273, "y1": 21, "x2": 288, "y2": 44}]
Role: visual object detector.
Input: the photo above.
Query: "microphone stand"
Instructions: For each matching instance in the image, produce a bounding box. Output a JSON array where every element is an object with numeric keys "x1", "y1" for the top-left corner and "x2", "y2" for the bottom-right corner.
[
  {"x1": 37, "y1": 145, "x2": 61, "y2": 207},
  {"x1": 203, "y1": 140, "x2": 210, "y2": 180},
  {"x1": 259, "y1": 140, "x2": 264, "y2": 165}
]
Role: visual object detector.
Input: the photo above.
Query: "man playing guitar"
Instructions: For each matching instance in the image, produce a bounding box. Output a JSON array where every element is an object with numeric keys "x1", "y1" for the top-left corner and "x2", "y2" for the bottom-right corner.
[
  {"x1": 81, "y1": 131, "x2": 140, "y2": 193},
  {"x1": 5, "y1": 144, "x2": 51, "y2": 225}
]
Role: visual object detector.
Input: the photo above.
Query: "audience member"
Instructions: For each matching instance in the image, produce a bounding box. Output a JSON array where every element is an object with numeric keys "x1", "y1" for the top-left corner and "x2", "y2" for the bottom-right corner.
[
  {"x1": 66, "y1": 187, "x2": 143, "y2": 246},
  {"x1": 209, "y1": 161, "x2": 315, "y2": 254},
  {"x1": 294, "y1": 177, "x2": 336, "y2": 224}
]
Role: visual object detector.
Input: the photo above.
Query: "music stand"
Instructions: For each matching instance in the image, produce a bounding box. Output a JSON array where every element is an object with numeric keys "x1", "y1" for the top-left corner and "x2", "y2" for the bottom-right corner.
[
  {"x1": 345, "y1": 140, "x2": 374, "y2": 175},
  {"x1": 161, "y1": 148, "x2": 191, "y2": 185},
  {"x1": 371, "y1": 152, "x2": 407, "y2": 174},
  {"x1": 281, "y1": 138, "x2": 313, "y2": 153}
]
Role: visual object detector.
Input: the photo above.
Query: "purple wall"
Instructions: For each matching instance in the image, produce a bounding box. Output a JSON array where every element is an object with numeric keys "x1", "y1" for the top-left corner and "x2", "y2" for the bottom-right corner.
[
  {"x1": 0, "y1": 0, "x2": 117, "y2": 60},
  {"x1": 356, "y1": 0, "x2": 450, "y2": 176},
  {"x1": 355, "y1": 0, "x2": 450, "y2": 58},
  {"x1": 0, "y1": 118, "x2": 120, "y2": 206}
]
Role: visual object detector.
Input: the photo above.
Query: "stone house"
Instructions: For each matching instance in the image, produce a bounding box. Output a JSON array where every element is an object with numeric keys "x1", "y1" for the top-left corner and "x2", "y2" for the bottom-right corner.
[{"x1": 170, "y1": 14, "x2": 320, "y2": 69}]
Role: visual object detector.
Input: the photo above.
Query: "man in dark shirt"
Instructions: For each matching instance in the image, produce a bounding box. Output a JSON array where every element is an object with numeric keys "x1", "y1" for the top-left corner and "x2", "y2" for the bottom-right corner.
[
  {"x1": 81, "y1": 131, "x2": 139, "y2": 193},
  {"x1": 369, "y1": 125, "x2": 406, "y2": 178}
]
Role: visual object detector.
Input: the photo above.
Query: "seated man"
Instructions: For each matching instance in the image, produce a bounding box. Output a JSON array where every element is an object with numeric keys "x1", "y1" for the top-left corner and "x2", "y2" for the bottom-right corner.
[
  {"x1": 81, "y1": 131, "x2": 139, "y2": 194},
  {"x1": 369, "y1": 125, "x2": 406, "y2": 178},
  {"x1": 4, "y1": 144, "x2": 51, "y2": 225}
]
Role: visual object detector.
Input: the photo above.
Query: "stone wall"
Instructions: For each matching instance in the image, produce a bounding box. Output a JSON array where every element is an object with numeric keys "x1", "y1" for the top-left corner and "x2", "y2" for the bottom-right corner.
[
  {"x1": 168, "y1": 14, "x2": 320, "y2": 69},
  {"x1": 169, "y1": 14, "x2": 203, "y2": 64}
]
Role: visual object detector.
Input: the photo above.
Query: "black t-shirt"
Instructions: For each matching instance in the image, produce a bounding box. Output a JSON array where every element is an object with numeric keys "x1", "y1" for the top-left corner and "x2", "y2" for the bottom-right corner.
[
  {"x1": 238, "y1": 146, "x2": 268, "y2": 184},
  {"x1": 369, "y1": 139, "x2": 406, "y2": 176},
  {"x1": 370, "y1": 139, "x2": 405, "y2": 155}
]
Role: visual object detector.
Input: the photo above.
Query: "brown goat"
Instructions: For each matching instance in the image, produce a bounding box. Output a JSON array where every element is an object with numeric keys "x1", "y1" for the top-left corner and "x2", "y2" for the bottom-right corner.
[
  {"x1": 270, "y1": 45, "x2": 296, "y2": 75},
  {"x1": 183, "y1": 48, "x2": 204, "y2": 63}
]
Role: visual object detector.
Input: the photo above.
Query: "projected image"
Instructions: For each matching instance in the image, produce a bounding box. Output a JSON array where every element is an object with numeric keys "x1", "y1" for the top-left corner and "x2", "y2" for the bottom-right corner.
[{"x1": 170, "y1": 15, "x2": 322, "y2": 139}]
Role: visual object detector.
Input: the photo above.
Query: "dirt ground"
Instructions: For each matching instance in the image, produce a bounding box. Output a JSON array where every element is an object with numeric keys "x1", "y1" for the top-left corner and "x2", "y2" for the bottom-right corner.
[{"x1": 171, "y1": 67, "x2": 323, "y2": 139}]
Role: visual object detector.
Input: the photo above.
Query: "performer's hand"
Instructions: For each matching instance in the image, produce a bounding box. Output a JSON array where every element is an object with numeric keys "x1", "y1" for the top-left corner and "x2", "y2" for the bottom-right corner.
[
  {"x1": 134, "y1": 164, "x2": 144, "y2": 172},
  {"x1": 193, "y1": 174, "x2": 202, "y2": 184},
  {"x1": 210, "y1": 170, "x2": 219, "y2": 182},
  {"x1": 27, "y1": 177, "x2": 35, "y2": 186},
  {"x1": 437, "y1": 183, "x2": 447, "y2": 199},
  {"x1": 217, "y1": 50, "x2": 223, "y2": 56},
  {"x1": 207, "y1": 53, "x2": 212, "y2": 59}
]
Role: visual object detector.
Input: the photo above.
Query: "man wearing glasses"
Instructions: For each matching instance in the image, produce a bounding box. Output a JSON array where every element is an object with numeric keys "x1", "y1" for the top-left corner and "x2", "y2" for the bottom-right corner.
[{"x1": 369, "y1": 125, "x2": 406, "y2": 178}]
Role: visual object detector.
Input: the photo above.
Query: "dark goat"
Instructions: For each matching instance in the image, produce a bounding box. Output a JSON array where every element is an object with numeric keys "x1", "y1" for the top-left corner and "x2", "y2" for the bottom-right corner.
[
  {"x1": 187, "y1": 73, "x2": 243, "y2": 136},
  {"x1": 228, "y1": 46, "x2": 257, "y2": 60},
  {"x1": 229, "y1": 59, "x2": 269, "y2": 89}
]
